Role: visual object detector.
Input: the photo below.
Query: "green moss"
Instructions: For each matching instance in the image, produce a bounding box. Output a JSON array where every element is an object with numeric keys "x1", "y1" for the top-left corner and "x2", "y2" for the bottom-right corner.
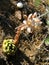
[{"x1": 2, "y1": 39, "x2": 17, "y2": 55}]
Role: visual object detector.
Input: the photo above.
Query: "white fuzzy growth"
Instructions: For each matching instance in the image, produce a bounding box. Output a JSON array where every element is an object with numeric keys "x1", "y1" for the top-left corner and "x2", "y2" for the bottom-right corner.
[
  {"x1": 17, "y1": 2, "x2": 23, "y2": 8},
  {"x1": 27, "y1": 27, "x2": 31, "y2": 33},
  {"x1": 33, "y1": 12, "x2": 37, "y2": 17},
  {"x1": 28, "y1": 13, "x2": 32, "y2": 19},
  {"x1": 33, "y1": 18, "x2": 42, "y2": 24},
  {"x1": 23, "y1": 20, "x2": 27, "y2": 24},
  {"x1": 34, "y1": 12, "x2": 37, "y2": 15},
  {"x1": 33, "y1": 18, "x2": 38, "y2": 21}
]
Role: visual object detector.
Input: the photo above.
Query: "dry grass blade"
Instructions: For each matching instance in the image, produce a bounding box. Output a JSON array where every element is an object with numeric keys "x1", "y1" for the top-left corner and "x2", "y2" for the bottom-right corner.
[{"x1": 36, "y1": 34, "x2": 48, "y2": 49}]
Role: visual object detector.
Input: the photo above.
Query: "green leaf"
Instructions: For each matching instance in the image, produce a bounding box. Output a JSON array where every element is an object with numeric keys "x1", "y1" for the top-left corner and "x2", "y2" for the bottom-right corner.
[
  {"x1": 45, "y1": 36, "x2": 49, "y2": 46},
  {"x1": 46, "y1": 20, "x2": 49, "y2": 25},
  {"x1": 34, "y1": 0, "x2": 41, "y2": 7}
]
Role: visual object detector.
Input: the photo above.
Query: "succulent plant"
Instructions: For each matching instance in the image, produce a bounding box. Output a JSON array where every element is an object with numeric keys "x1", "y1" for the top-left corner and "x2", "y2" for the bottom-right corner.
[{"x1": 2, "y1": 39, "x2": 16, "y2": 55}]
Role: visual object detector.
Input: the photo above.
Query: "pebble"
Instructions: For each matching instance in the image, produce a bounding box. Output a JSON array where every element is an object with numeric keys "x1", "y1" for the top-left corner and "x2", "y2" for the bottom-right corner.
[{"x1": 17, "y1": 2, "x2": 23, "y2": 8}]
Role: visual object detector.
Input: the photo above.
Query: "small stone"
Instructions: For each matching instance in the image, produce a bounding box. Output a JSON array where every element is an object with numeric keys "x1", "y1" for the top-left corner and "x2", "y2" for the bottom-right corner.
[
  {"x1": 17, "y1": 2, "x2": 23, "y2": 8},
  {"x1": 15, "y1": 11, "x2": 22, "y2": 20}
]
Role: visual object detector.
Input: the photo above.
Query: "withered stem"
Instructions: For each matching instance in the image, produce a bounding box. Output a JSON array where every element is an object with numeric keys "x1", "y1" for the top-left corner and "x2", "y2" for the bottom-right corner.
[{"x1": 13, "y1": 24, "x2": 27, "y2": 45}]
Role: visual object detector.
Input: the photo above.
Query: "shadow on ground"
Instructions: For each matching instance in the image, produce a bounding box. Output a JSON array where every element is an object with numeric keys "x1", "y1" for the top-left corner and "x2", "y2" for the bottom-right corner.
[{"x1": 0, "y1": 49, "x2": 34, "y2": 65}]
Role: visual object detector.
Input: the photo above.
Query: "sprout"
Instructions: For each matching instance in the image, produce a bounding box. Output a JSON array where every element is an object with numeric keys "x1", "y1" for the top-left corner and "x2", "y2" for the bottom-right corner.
[
  {"x1": 17, "y1": 2, "x2": 23, "y2": 8},
  {"x1": 23, "y1": 20, "x2": 32, "y2": 33},
  {"x1": 2, "y1": 39, "x2": 16, "y2": 55},
  {"x1": 44, "y1": 36, "x2": 49, "y2": 46}
]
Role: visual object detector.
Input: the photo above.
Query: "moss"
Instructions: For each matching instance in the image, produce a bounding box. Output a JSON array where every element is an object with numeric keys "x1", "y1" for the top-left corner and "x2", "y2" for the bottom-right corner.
[{"x1": 2, "y1": 39, "x2": 17, "y2": 55}]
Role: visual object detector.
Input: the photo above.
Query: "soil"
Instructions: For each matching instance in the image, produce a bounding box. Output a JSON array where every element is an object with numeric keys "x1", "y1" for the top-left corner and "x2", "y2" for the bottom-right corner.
[{"x1": 0, "y1": 0, "x2": 49, "y2": 65}]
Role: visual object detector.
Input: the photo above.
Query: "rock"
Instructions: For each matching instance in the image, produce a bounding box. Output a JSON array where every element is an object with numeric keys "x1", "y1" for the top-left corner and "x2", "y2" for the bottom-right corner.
[{"x1": 17, "y1": 2, "x2": 23, "y2": 8}]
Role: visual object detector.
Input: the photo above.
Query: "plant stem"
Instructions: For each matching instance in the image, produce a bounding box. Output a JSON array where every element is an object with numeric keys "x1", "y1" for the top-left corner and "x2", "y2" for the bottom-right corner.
[
  {"x1": 13, "y1": 24, "x2": 27, "y2": 45},
  {"x1": 38, "y1": 11, "x2": 49, "y2": 18}
]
